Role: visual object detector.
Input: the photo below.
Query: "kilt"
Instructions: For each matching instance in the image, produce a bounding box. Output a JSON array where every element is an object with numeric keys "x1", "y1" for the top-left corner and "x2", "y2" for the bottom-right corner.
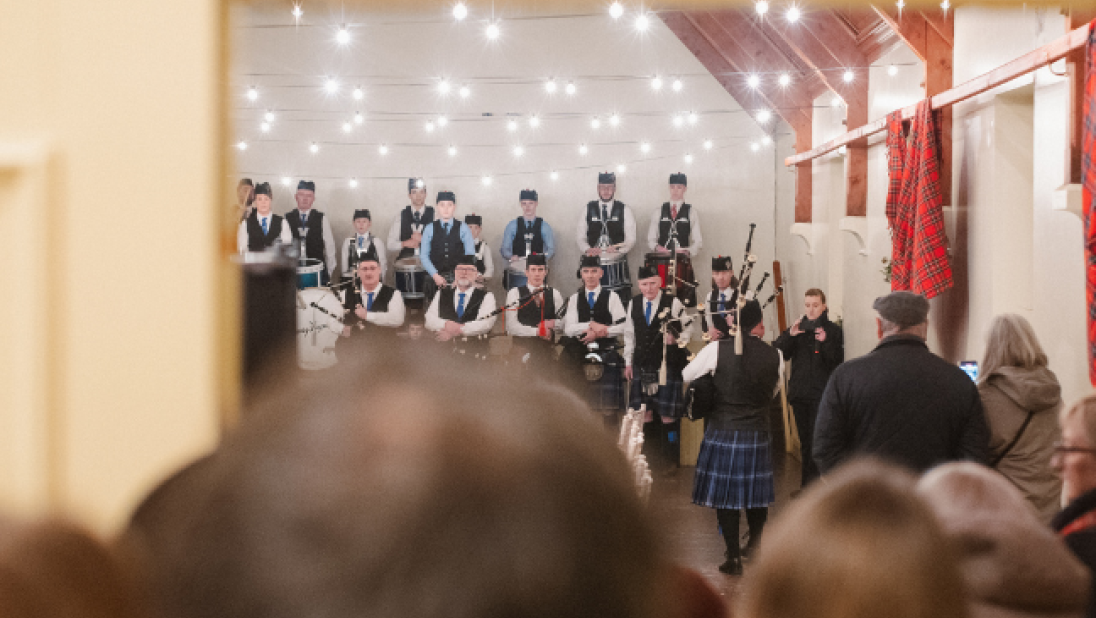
[
  {"x1": 692, "y1": 429, "x2": 774, "y2": 510},
  {"x1": 627, "y1": 372, "x2": 685, "y2": 418},
  {"x1": 586, "y1": 350, "x2": 626, "y2": 413}
]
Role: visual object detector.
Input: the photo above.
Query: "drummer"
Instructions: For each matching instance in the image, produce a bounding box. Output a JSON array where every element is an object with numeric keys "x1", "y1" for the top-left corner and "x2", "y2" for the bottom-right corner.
[
  {"x1": 576, "y1": 171, "x2": 637, "y2": 302},
  {"x1": 341, "y1": 209, "x2": 386, "y2": 283},
  {"x1": 386, "y1": 178, "x2": 435, "y2": 261},
  {"x1": 504, "y1": 254, "x2": 564, "y2": 365},
  {"x1": 420, "y1": 191, "x2": 476, "y2": 302},
  {"x1": 562, "y1": 255, "x2": 628, "y2": 420},
  {"x1": 501, "y1": 189, "x2": 556, "y2": 264},
  {"x1": 424, "y1": 255, "x2": 498, "y2": 355},
  {"x1": 701, "y1": 255, "x2": 737, "y2": 340},
  {"x1": 237, "y1": 182, "x2": 292, "y2": 254},
  {"x1": 340, "y1": 254, "x2": 406, "y2": 346},
  {"x1": 465, "y1": 213, "x2": 494, "y2": 286},
  {"x1": 646, "y1": 172, "x2": 701, "y2": 306},
  {"x1": 286, "y1": 180, "x2": 337, "y2": 286}
]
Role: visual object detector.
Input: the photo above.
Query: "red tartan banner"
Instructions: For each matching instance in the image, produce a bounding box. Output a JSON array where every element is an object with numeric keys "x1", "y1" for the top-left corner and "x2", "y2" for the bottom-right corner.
[{"x1": 1082, "y1": 20, "x2": 1096, "y2": 385}]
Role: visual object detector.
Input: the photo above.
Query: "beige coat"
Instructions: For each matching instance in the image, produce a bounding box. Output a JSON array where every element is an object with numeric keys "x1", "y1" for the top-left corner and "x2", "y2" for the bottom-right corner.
[{"x1": 978, "y1": 366, "x2": 1063, "y2": 523}]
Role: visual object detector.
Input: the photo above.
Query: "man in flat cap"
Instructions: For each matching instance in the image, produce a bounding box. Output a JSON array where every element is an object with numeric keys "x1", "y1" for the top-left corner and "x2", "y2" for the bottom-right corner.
[
  {"x1": 420, "y1": 191, "x2": 476, "y2": 303},
  {"x1": 813, "y1": 291, "x2": 989, "y2": 474},
  {"x1": 387, "y1": 177, "x2": 435, "y2": 261},
  {"x1": 505, "y1": 254, "x2": 565, "y2": 367},
  {"x1": 576, "y1": 172, "x2": 637, "y2": 302},
  {"x1": 646, "y1": 173, "x2": 702, "y2": 306},
  {"x1": 341, "y1": 209, "x2": 386, "y2": 283},
  {"x1": 465, "y1": 213, "x2": 494, "y2": 285},
  {"x1": 425, "y1": 254, "x2": 497, "y2": 358},
  {"x1": 340, "y1": 254, "x2": 405, "y2": 348},
  {"x1": 501, "y1": 190, "x2": 556, "y2": 282},
  {"x1": 285, "y1": 180, "x2": 337, "y2": 286},
  {"x1": 237, "y1": 182, "x2": 292, "y2": 254}
]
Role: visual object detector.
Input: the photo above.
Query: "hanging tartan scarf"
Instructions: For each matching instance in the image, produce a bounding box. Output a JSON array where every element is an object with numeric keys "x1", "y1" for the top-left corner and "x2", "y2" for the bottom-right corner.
[
  {"x1": 1081, "y1": 21, "x2": 1096, "y2": 385},
  {"x1": 886, "y1": 110, "x2": 912, "y2": 290}
]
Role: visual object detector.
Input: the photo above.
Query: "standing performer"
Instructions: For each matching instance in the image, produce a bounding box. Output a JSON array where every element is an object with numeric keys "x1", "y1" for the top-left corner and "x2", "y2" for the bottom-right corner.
[
  {"x1": 702, "y1": 256, "x2": 738, "y2": 340},
  {"x1": 501, "y1": 189, "x2": 556, "y2": 262},
  {"x1": 647, "y1": 173, "x2": 701, "y2": 306},
  {"x1": 683, "y1": 300, "x2": 783, "y2": 576},
  {"x1": 341, "y1": 209, "x2": 386, "y2": 282},
  {"x1": 236, "y1": 178, "x2": 254, "y2": 223},
  {"x1": 425, "y1": 255, "x2": 497, "y2": 356},
  {"x1": 237, "y1": 182, "x2": 292, "y2": 254},
  {"x1": 386, "y1": 178, "x2": 435, "y2": 261},
  {"x1": 576, "y1": 172, "x2": 637, "y2": 301},
  {"x1": 340, "y1": 255, "x2": 406, "y2": 346},
  {"x1": 465, "y1": 213, "x2": 494, "y2": 285},
  {"x1": 420, "y1": 191, "x2": 476, "y2": 302},
  {"x1": 505, "y1": 254, "x2": 564, "y2": 367},
  {"x1": 562, "y1": 255, "x2": 629, "y2": 420},
  {"x1": 624, "y1": 266, "x2": 692, "y2": 469},
  {"x1": 285, "y1": 180, "x2": 337, "y2": 286}
]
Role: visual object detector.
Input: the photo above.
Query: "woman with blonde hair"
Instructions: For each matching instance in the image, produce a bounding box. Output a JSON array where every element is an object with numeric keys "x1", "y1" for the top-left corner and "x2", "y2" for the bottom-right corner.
[
  {"x1": 978, "y1": 313, "x2": 1062, "y2": 521},
  {"x1": 737, "y1": 460, "x2": 967, "y2": 618}
]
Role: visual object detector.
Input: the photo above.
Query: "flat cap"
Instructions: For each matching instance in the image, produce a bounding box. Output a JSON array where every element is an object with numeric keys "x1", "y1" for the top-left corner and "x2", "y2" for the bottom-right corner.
[{"x1": 872, "y1": 291, "x2": 930, "y2": 329}]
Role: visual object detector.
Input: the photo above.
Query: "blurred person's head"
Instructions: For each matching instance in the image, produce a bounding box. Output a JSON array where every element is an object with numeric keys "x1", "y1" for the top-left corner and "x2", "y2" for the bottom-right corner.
[
  {"x1": 1055, "y1": 394, "x2": 1096, "y2": 503},
  {"x1": 873, "y1": 291, "x2": 929, "y2": 340},
  {"x1": 979, "y1": 314, "x2": 1048, "y2": 384},
  {"x1": 252, "y1": 183, "x2": 272, "y2": 216},
  {"x1": 804, "y1": 289, "x2": 827, "y2": 321},
  {"x1": 237, "y1": 178, "x2": 254, "y2": 206},
  {"x1": 294, "y1": 180, "x2": 315, "y2": 211},
  {"x1": 738, "y1": 459, "x2": 966, "y2": 618}
]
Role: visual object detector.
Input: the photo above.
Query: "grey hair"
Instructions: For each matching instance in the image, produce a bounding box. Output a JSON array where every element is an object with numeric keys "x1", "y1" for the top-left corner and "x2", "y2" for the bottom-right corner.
[{"x1": 979, "y1": 314, "x2": 1048, "y2": 385}]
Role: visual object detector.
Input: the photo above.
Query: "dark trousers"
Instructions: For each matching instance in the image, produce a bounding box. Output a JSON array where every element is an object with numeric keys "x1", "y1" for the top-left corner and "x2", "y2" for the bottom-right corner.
[
  {"x1": 642, "y1": 418, "x2": 680, "y2": 469},
  {"x1": 792, "y1": 399, "x2": 821, "y2": 486},
  {"x1": 716, "y1": 508, "x2": 768, "y2": 559}
]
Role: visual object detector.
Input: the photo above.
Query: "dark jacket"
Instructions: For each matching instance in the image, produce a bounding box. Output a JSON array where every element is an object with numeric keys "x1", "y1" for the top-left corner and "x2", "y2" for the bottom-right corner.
[
  {"x1": 773, "y1": 310, "x2": 844, "y2": 402},
  {"x1": 813, "y1": 335, "x2": 989, "y2": 473},
  {"x1": 709, "y1": 335, "x2": 782, "y2": 433},
  {"x1": 1052, "y1": 488, "x2": 1096, "y2": 618}
]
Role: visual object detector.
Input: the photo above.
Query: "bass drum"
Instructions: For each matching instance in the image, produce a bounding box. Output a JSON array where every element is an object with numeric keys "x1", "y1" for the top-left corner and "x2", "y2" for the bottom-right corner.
[{"x1": 296, "y1": 288, "x2": 344, "y2": 370}]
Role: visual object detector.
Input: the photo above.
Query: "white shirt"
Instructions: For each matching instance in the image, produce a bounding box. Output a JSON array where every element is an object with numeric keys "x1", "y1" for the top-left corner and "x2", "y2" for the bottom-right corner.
[
  {"x1": 237, "y1": 212, "x2": 293, "y2": 254},
  {"x1": 576, "y1": 201, "x2": 637, "y2": 254},
  {"x1": 623, "y1": 292, "x2": 694, "y2": 367},
  {"x1": 342, "y1": 233, "x2": 387, "y2": 277},
  {"x1": 682, "y1": 338, "x2": 785, "y2": 397},
  {"x1": 647, "y1": 201, "x2": 704, "y2": 255},
  {"x1": 386, "y1": 205, "x2": 430, "y2": 255},
  {"x1": 504, "y1": 285, "x2": 566, "y2": 337},
  {"x1": 425, "y1": 287, "x2": 498, "y2": 336},
  {"x1": 563, "y1": 286, "x2": 628, "y2": 337},
  {"x1": 358, "y1": 282, "x2": 405, "y2": 328},
  {"x1": 474, "y1": 240, "x2": 495, "y2": 279},
  {"x1": 293, "y1": 208, "x2": 338, "y2": 276}
]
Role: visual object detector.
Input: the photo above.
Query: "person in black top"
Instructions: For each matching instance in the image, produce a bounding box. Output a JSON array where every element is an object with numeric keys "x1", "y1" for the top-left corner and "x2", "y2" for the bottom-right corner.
[
  {"x1": 465, "y1": 213, "x2": 494, "y2": 285},
  {"x1": 773, "y1": 288, "x2": 844, "y2": 487},
  {"x1": 386, "y1": 178, "x2": 435, "y2": 261},
  {"x1": 285, "y1": 180, "x2": 337, "y2": 286},
  {"x1": 237, "y1": 182, "x2": 292, "y2": 253},
  {"x1": 701, "y1": 256, "x2": 737, "y2": 341}
]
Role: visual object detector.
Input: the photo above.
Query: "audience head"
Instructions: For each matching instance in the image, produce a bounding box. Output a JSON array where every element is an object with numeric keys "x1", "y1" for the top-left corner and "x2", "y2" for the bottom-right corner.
[
  {"x1": 1056, "y1": 394, "x2": 1096, "y2": 503},
  {"x1": 873, "y1": 291, "x2": 930, "y2": 340},
  {"x1": 804, "y1": 288, "x2": 827, "y2": 320},
  {"x1": 236, "y1": 178, "x2": 254, "y2": 206},
  {"x1": 738, "y1": 459, "x2": 966, "y2": 618},
  {"x1": 917, "y1": 462, "x2": 1089, "y2": 618},
  {"x1": 979, "y1": 313, "x2": 1048, "y2": 384}
]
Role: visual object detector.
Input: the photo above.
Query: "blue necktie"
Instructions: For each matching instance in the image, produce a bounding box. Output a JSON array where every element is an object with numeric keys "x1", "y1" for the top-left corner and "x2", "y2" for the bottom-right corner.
[
  {"x1": 718, "y1": 292, "x2": 726, "y2": 315},
  {"x1": 457, "y1": 292, "x2": 466, "y2": 319},
  {"x1": 444, "y1": 222, "x2": 451, "y2": 234},
  {"x1": 366, "y1": 292, "x2": 374, "y2": 311},
  {"x1": 301, "y1": 213, "x2": 308, "y2": 226},
  {"x1": 358, "y1": 236, "x2": 364, "y2": 249},
  {"x1": 587, "y1": 291, "x2": 595, "y2": 309},
  {"x1": 602, "y1": 205, "x2": 608, "y2": 222},
  {"x1": 261, "y1": 217, "x2": 269, "y2": 234},
  {"x1": 645, "y1": 300, "x2": 652, "y2": 325}
]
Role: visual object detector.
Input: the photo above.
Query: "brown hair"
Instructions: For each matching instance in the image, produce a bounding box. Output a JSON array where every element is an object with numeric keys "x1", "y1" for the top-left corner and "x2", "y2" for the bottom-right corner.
[
  {"x1": 979, "y1": 313, "x2": 1049, "y2": 386},
  {"x1": 738, "y1": 460, "x2": 966, "y2": 618},
  {"x1": 805, "y1": 288, "x2": 826, "y2": 304}
]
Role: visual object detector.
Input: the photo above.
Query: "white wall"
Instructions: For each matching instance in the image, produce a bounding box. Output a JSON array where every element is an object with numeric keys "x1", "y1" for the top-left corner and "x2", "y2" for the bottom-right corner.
[{"x1": 232, "y1": 7, "x2": 785, "y2": 307}]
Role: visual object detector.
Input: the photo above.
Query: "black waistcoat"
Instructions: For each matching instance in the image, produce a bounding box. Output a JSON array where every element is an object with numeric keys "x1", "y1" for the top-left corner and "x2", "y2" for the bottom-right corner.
[
  {"x1": 656, "y1": 203, "x2": 692, "y2": 249},
  {"x1": 629, "y1": 294, "x2": 683, "y2": 370},
  {"x1": 341, "y1": 284, "x2": 399, "y2": 347},
  {"x1": 398, "y1": 206, "x2": 435, "y2": 260},
  {"x1": 346, "y1": 235, "x2": 379, "y2": 272},
  {"x1": 438, "y1": 287, "x2": 487, "y2": 324},
  {"x1": 245, "y1": 211, "x2": 285, "y2": 251},
  {"x1": 429, "y1": 220, "x2": 465, "y2": 274},
  {"x1": 585, "y1": 201, "x2": 626, "y2": 248},
  {"x1": 710, "y1": 336, "x2": 781, "y2": 432},
  {"x1": 474, "y1": 241, "x2": 486, "y2": 275},
  {"x1": 512, "y1": 217, "x2": 545, "y2": 257},
  {"x1": 704, "y1": 288, "x2": 735, "y2": 336},
  {"x1": 285, "y1": 210, "x2": 326, "y2": 264},
  {"x1": 576, "y1": 288, "x2": 614, "y2": 325},
  {"x1": 516, "y1": 286, "x2": 557, "y2": 328}
]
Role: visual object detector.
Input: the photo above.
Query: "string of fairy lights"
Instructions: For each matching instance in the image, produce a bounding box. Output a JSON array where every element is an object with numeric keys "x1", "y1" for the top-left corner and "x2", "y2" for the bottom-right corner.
[{"x1": 235, "y1": 1, "x2": 931, "y2": 184}]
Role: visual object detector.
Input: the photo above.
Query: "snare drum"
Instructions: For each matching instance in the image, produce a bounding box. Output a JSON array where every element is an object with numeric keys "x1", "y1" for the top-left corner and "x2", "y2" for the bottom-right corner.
[
  {"x1": 394, "y1": 257, "x2": 426, "y2": 299},
  {"x1": 644, "y1": 252, "x2": 697, "y2": 306},
  {"x1": 503, "y1": 257, "x2": 528, "y2": 290},
  {"x1": 297, "y1": 258, "x2": 324, "y2": 289},
  {"x1": 296, "y1": 288, "x2": 344, "y2": 370},
  {"x1": 599, "y1": 252, "x2": 630, "y2": 291}
]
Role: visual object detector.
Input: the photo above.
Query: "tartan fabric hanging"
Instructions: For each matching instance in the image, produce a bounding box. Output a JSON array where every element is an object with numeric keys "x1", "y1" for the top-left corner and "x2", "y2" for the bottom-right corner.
[
  {"x1": 886, "y1": 110, "x2": 912, "y2": 290},
  {"x1": 1082, "y1": 21, "x2": 1096, "y2": 385}
]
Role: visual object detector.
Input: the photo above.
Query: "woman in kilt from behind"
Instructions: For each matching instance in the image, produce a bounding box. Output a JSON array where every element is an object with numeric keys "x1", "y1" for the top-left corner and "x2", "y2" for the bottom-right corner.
[{"x1": 682, "y1": 299, "x2": 783, "y2": 575}]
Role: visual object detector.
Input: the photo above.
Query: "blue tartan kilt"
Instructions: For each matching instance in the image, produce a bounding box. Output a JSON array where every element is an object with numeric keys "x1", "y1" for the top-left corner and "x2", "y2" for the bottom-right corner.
[
  {"x1": 587, "y1": 351, "x2": 626, "y2": 412},
  {"x1": 692, "y1": 429, "x2": 775, "y2": 510},
  {"x1": 627, "y1": 373, "x2": 685, "y2": 418}
]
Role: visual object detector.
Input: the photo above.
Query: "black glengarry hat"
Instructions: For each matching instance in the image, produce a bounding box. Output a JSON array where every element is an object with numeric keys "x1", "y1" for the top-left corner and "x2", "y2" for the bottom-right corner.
[
  {"x1": 353, "y1": 209, "x2": 371, "y2": 220},
  {"x1": 669, "y1": 173, "x2": 687, "y2": 186},
  {"x1": 526, "y1": 254, "x2": 547, "y2": 267},
  {"x1": 712, "y1": 256, "x2": 733, "y2": 271},
  {"x1": 464, "y1": 213, "x2": 482, "y2": 225},
  {"x1": 297, "y1": 180, "x2": 316, "y2": 192},
  {"x1": 579, "y1": 255, "x2": 601, "y2": 270},
  {"x1": 598, "y1": 171, "x2": 616, "y2": 185},
  {"x1": 520, "y1": 189, "x2": 538, "y2": 202},
  {"x1": 437, "y1": 191, "x2": 456, "y2": 203},
  {"x1": 637, "y1": 265, "x2": 659, "y2": 280},
  {"x1": 253, "y1": 182, "x2": 273, "y2": 198},
  {"x1": 456, "y1": 254, "x2": 477, "y2": 266}
]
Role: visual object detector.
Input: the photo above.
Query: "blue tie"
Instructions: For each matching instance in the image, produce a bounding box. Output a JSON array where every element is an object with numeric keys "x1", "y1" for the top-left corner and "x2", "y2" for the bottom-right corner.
[
  {"x1": 718, "y1": 292, "x2": 726, "y2": 315},
  {"x1": 301, "y1": 213, "x2": 308, "y2": 226},
  {"x1": 444, "y1": 222, "x2": 451, "y2": 234},
  {"x1": 366, "y1": 292, "x2": 374, "y2": 311},
  {"x1": 261, "y1": 217, "x2": 269, "y2": 234},
  {"x1": 645, "y1": 300, "x2": 652, "y2": 325},
  {"x1": 358, "y1": 236, "x2": 364, "y2": 249},
  {"x1": 457, "y1": 292, "x2": 466, "y2": 319},
  {"x1": 587, "y1": 291, "x2": 595, "y2": 309}
]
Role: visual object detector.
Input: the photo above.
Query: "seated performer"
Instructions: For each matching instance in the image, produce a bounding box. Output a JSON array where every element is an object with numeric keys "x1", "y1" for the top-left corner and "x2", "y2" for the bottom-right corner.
[
  {"x1": 562, "y1": 255, "x2": 628, "y2": 420},
  {"x1": 420, "y1": 191, "x2": 475, "y2": 302},
  {"x1": 425, "y1": 255, "x2": 497, "y2": 355},
  {"x1": 386, "y1": 178, "x2": 435, "y2": 261},
  {"x1": 286, "y1": 180, "x2": 337, "y2": 286},
  {"x1": 576, "y1": 172, "x2": 637, "y2": 302},
  {"x1": 501, "y1": 189, "x2": 556, "y2": 262},
  {"x1": 702, "y1": 256, "x2": 737, "y2": 341},
  {"x1": 340, "y1": 255, "x2": 406, "y2": 346},
  {"x1": 624, "y1": 266, "x2": 693, "y2": 469},
  {"x1": 465, "y1": 213, "x2": 494, "y2": 285},
  {"x1": 237, "y1": 182, "x2": 292, "y2": 254},
  {"x1": 647, "y1": 173, "x2": 701, "y2": 306},
  {"x1": 341, "y1": 209, "x2": 386, "y2": 282},
  {"x1": 505, "y1": 254, "x2": 564, "y2": 366}
]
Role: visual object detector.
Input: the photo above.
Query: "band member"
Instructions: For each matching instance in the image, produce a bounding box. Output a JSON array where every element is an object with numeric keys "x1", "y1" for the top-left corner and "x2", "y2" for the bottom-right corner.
[
  {"x1": 425, "y1": 255, "x2": 498, "y2": 356},
  {"x1": 501, "y1": 189, "x2": 556, "y2": 262},
  {"x1": 386, "y1": 178, "x2": 435, "y2": 261},
  {"x1": 341, "y1": 209, "x2": 386, "y2": 282},
  {"x1": 563, "y1": 255, "x2": 629, "y2": 418},
  {"x1": 237, "y1": 182, "x2": 292, "y2": 254},
  {"x1": 505, "y1": 254, "x2": 564, "y2": 366},
  {"x1": 683, "y1": 299, "x2": 783, "y2": 575},
  {"x1": 624, "y1": 266, "x2": 693, "y2": 469},
  {"x1": 702, "y1": 256, "x2": 738, "y2": 340},
  {"x1": 340, "y1": 255, "x2": 406, "y2": 345},
  {"x1": 421, "y1": 191, "x2": 475, "y2": 301},
  {"x1": 575, "y1": 172, "x2": 637, "y2": 301},
  {"x1": 465, "y1": 213, "x2": 494, "y2": 285},
  {"x1": 236, "y1": 178, "x2": 254, "y2": 223},
  {"x1": 648, "y1": 173, "x2": 703, "y2": 256},
  {"x1": 285, "y1": 180, "x2": 337, "y2": 286}
]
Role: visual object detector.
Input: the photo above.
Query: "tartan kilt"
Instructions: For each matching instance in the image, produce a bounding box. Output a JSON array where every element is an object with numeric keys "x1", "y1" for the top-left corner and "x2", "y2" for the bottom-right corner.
[
  {"x1": 627, "y1": 373, "x2": 685, "y2": 418},
  {"x1": 586, "y1": 350, "x2": 626, "y2": 412},
  {"x1": 692, "y1": 429, "x2": 774, "y2": 510}
]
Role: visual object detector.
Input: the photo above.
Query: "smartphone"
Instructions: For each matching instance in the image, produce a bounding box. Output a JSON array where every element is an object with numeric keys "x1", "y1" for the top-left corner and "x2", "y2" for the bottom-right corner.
[{"x1": 959, "y1": 361, "x2": 978, "y2": 382}]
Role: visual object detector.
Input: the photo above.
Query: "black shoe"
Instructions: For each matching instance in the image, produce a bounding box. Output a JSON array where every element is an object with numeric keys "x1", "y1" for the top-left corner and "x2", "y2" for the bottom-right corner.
[
  {"x1": 741, "y1": 544, "x2": 758, "y2": 562},
  {"x1": 718, "y1": 557, "x2": 743, "y2": 576}
]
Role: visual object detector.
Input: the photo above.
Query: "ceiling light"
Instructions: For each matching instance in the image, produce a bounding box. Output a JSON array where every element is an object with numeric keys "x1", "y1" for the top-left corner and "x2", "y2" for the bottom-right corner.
[
  {"x1": 236, "y1": 141, "x2": 248, "y2": 151},
  {"x1": 831, "y1": 96, "x2": 843, "y2": 107},
  {"x1": 282, "y1": 176, "x2": 293, "y2": 186},
  {"x1": 448, "y1": 145, "x2": 458, "y2": 156},
  {"x1": 379, "y1": 144, "x2": 389, "y2": 155},
  {"x1": 291, "y1": 4, "x2": 302, "y2": 20},
  {"x1": 778, "y1": 73, "x2": 791, "y2": 87},
  {"x1": 353, "y1": 86, "x2": 364, "y2": 100},
  {"x1": 762, "y1": 135, "x2": 773, "y2": 145},
  {"x1": 485, "y1": 21, "x2": 500, "y2": 39},
  {"x1": 336, "y1": 26, "x2": 350, "y2": 45},
  {"x1": 609, "y1": 113, "x2": 621, "y2": 127},
  {"x1": 437, "y1": 115, "x2": 448, "y2": 127},
  {"x1": 438, "y1": 80, "x2": 451, "y2": 95},
  {"x1": 940, "y1": 0, "x2": 949, "y2": 10},
  {"x1": 482, "y1": 175, "x2": 493, "y2": 185},
  {"x1": 896, "y1": 0, "x2": 905, "y2": 8},
  {"x1": 565, "y1": 81, "x2": 577, "y2": 95},
  {"x1": 591, "y1": 117, "x2": 601, "y2": 129},
  {"x1": 507, "y1": 119, "x2": 518, "y2": 132},
  {"x1": 425, "y1": 121, "x2": 436, "y2": 132},
  {"x1": 703, "y1": 139, "x2": 713, "y2": 150},
  {"x1": 616, "y1": 164, "x2": 627, "y2": 173},
  {"x1": 459, "y1": 85, "x2": 470, "y2": 98},
  {"x1": 843, "y1": 69, "x2": 855, "y2": 83},
  {"x1": 310, "y1": 142, "x2": 319, "y2": 153},
  {"x1": 684, "y1": 153, "x2": 694, "y2": 164},
  {"x1": 640, "y1": 142, "x2": 651, "y2": 153},
  {"x1": 756, "y1": 0, "x2": 770, "y2": 15},
  {"x1": 260, "y1": 122, "x2": 270, "y2": 132},
  {"x1": 529, "y1": 115, "x2": 540, "y2": 128},
  {"x1": 579, "y1": 144, "x2": 589, "y2": 155},
  {"x1": 672, "y1": 78, "x2": 683, "y2": 92},
  {"x1": 247, "y1": 87, "x2": 258, "y2": 101},
  {"x1": 688, "y1": 111, "x2": 698, "y2": 124},
  {"x1": 453, "y1": 2, "x2": 468, "y2": 20},
  {"x1": 786, "y1": 6, "x2": 801, "y2": 22},
  {"x1": 513, "y1": 145, "x2": 524, "y2": 157},
  {"x1": 349, "y1": 178, "x2": 359, "y2": 188},
  {"x1": 545, "y1": 78, "x2": 557, "y2": 93},
  {"x1": 651, "y1": 76, "x2": 663, "y2": 90},
  {"x1": 609, "y1": 2, "x2": 624, "y2": 19},
  {"x1": 550, "y1": 170, "x2": 559, "y2": 180},
  {"x1": 342, "y1": 122, "x2": 352, "y2": 133},
  {"x1": 264, "y1": 110, "x2": 275, "y2": 122},
  {"x1": 635, "y1": 13, "x2": 650, "y2": 31},
  {"x1": 751, "y1": 142, "x2": 761, "y2": 152},
  {"x1": 325, "y1": 78, "x2": 339, "y2": 94},
  {"x1": 747, "y1": 74, "x2": 760, "y2": 89},
  {"x1": 354, "y1": 111, "x2": 364, "y2": 124},
  {"x1": 887, "y1": 64, "x2": 898, "y2": 76},
  {"x1": 756, "y1": 109, "x2": 772, "y2": 123},
  {"x1": 672, "y1": 114, "x2": 684, "y2": 128}
]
